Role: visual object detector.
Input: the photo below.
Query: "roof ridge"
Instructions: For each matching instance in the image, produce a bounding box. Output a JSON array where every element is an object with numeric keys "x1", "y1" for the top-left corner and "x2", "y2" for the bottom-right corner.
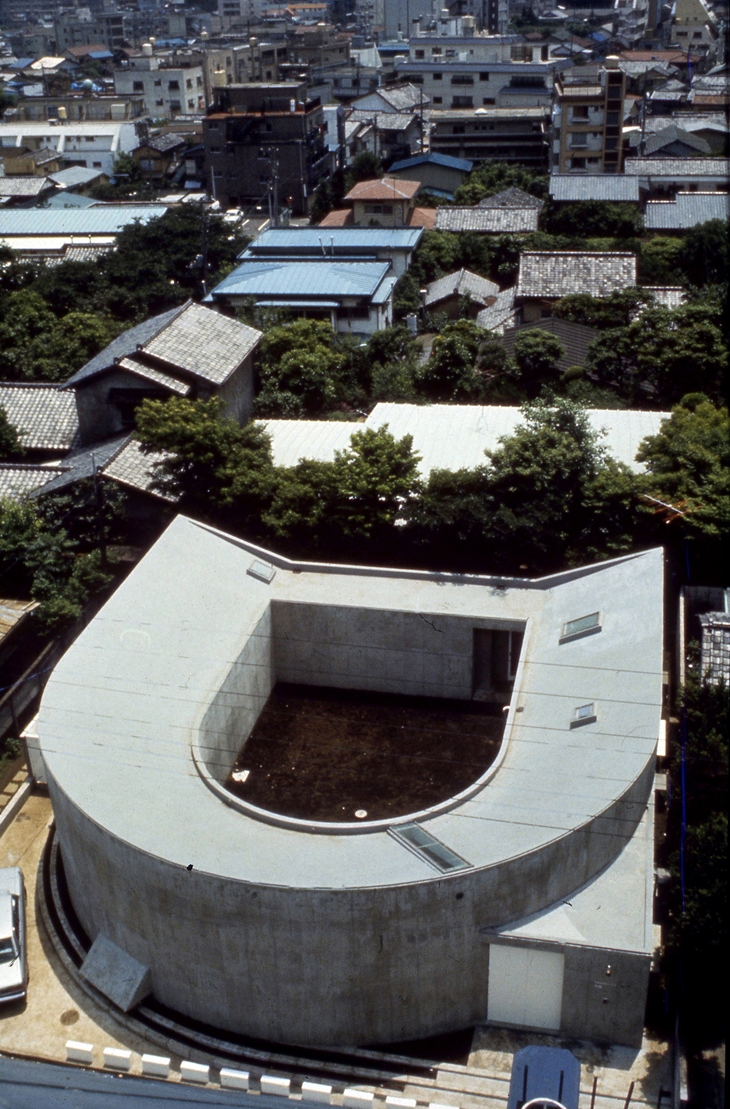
[{"x1": 138, "y1": 298, "x2": 192, "y2": 353}]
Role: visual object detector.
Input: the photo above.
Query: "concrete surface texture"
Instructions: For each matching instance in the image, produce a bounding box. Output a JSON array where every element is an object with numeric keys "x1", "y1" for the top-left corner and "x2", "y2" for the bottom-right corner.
[{"x1": 36, "y1": 518, "x2": 664, "y2": 1048}]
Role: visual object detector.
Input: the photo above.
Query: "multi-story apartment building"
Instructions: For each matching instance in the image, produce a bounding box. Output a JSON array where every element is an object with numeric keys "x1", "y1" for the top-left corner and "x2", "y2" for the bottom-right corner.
[
  {"x1": 0, "y1": 120, "x2": 138, "y2": 177},
  {"x1": 54, "y1": 12, "x2": 126, "y2": 53},
  {"x1": 203, "y1": 82, "x2": 334, "y2": 214},
  {"x1": 552, "y1": 59, "x2": 626, "y2": 174},
  {"x1": 114, "y1": 48, "x2": 206, "y2": 119},
  {"x1": 430, "y1": 106, "x2": 549, "y2": 165},
  {"x1": 394, "y1": 21, "x2": 565, "y2": 110}
]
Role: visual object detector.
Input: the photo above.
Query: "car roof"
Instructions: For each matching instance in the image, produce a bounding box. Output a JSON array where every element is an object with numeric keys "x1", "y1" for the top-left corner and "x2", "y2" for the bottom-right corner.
[{"x1": 0, "y1": 890, "x2": 14, "y2": 937}]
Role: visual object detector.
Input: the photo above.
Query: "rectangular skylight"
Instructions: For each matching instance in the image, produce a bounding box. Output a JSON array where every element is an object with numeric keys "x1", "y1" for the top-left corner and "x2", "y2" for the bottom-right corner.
[
  {"x1": 560, "y1": 611, "x2": 601, "y2": 643},
  {"x1": 389, "y1": 823, "x2": 471, "y2": 873},
  {"x1": 247, "y1": 559, "x2": 276, "y2": 584},
  {"x1": 570, "y1": 703, "x2": 597, "y2": 728}
]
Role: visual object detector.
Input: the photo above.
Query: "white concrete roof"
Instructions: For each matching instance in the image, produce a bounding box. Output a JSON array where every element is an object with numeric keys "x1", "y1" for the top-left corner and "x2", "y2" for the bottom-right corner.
[
  {"x1": 263, "y1": 404, "x2": 670, "y2": 474},
  {"x1": 38, "y1": 516, "x2": 663, "y2": 894}
]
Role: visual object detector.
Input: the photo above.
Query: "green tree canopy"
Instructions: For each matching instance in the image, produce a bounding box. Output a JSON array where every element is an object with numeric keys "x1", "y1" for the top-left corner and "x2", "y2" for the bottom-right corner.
[
  {"x1": 544, "y1": 200, "x2": 643, "y2": 239},
  {"x1": 454, "y1": 162, "x2": 547, "y2": 206},
  {"x1": 418, "y1": 320, "x2": 489, "y2": 401},
  {"x1": 676, "y1": 219, "x2": 729, "y2": 287},
  {"x1": 512, "y1": 329, "x2": 565, "y2": 397},
  {"x1": 0, "y1": 405, "x2": 22, "y2": 459},
  {"x1": 255, "y1": 319, "x2": 353, "y2": 416}
]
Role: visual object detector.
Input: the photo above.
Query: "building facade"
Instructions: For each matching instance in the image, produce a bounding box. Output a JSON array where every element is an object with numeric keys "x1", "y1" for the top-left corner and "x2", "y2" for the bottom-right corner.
[
  {"x1": 552, "y1": 59, "x2": 626, "y2": 174},
  {"x1": 114, "y1": 51, "x2": 206, "y2": 119}
]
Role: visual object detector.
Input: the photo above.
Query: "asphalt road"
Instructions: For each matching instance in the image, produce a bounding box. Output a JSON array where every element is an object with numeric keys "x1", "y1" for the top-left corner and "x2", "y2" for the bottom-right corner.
[{"x1": 0, "y1": 1056, "x2": 270, "y2": 1108}]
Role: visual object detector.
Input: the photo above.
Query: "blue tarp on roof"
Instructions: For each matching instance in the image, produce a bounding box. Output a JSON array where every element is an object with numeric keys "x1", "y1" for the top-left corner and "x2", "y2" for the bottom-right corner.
[{"x1": 389, "y1": 152, "x2": 473, "y2": 174}]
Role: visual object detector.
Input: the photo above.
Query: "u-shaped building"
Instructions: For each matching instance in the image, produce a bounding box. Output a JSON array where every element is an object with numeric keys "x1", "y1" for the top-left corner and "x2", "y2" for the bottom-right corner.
[{"x1": 36, "y1": 517, "x2": 663, "y2": 1048}]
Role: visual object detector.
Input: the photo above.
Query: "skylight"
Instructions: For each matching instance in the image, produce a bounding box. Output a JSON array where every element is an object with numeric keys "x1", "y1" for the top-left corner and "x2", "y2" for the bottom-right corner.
[
  {"x1": 560, "y1": 611, "x2": 601, "y2": 643},
  {"x1": 389, "y1": 823, "x2": 471, "y2": 873},
  {"x1": 570, "y1": 703, "x2": 597, "y2": 728}
]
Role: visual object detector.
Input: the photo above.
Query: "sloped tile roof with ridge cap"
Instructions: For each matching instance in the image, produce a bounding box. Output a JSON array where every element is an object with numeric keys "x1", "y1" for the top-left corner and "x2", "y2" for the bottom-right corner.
[
  {"x1": 345, "y1": 177, "x2": 421, "y2": 201},
  {"x1": 642, "y1": 125, "x2": 711, "y2": 155},
  {"x1": 478, "y1": 187, "x2": 544, "y2": 210},
  {"x1": 115, "y1": 358, "x2": 192, "y2": 395},
  {"x1": 63, "y1": 305, "x2": 186, "y2": 388},
  {"x1": 369, "y1": 83, "x2": 425, "y2": 111},
  {"x1": 476, "y1": 286, "x2": 517, "y2": 333},
  {"x1": 645, "y1": 191, "x2": 730, "y2": 229},
  {"x1": 549, "y1": 174, "x2": 640, "y2": 202},
  {"x1": 0, "y1": 384, "x2": 79, "y2": 452},
  {"x1": 0, "y1": 464, "x2": 63, "y2": 500},
  {"x1": 624, "y1": 157, "x2": 730, "y2": 176},
  {"x1": 435, "y1": 207, "x2": 539, "y2": 233},
  {"x1": 37, "y1": 434, "x2": 134, "y2": 497},
  {"x1": 516, "y1": 252, "x2": 637, "y2": 299},
  {"x1": 102, "y1": 437, "x2": 174, "y2": 500},
  {"x1": 0, "y1": 177, "x2": 54, "y2": 198},
  {"x1": 141, "y1": 302, "x2": 261, "y2": 387},
  {"x1": 501, "y1": 317, "x2": 600, "y2": 370},
  {"x1": 644, "y1": 286, "x2": 687, "y2": 310},
  {"x1": 425, "y1": 269, "x2": 499, "y2": 308}
]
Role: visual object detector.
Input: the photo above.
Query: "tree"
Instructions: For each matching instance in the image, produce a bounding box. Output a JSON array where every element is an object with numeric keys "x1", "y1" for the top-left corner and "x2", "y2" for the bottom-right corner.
[
  {"x1": 346, "y1": 150, "x2": 384, "y2": 186},
  {"x1": 544, "y1": 200, "x2": 643, "y2": 239},
  {"x1": 512, "y1": 329, "x2": 564, "y2": 397},
  {"x1": 636, "y1": 394, "x2": 730, "y2": 541},
  {"x1": 255, "y1": 319, "x2": 352, "y2": 416},
  {"x1": 0, "y1": 290, "x2": 57, "y2": 380},
  {"x1": 36, "y1": 311, "x2": 115, "y2": 382},
  {"x1": 676, "y1": 219, "x2": 729, "y2": 287},
  {"x1": 365, "y1": 325, "x2": 420, "y2": 400},
  {"x1": 135, "y1": 397, "x2": 276, "y2": 530},
  {"x1": 418, "y1": 320, "x2": 488, "y2": 400},
  {"x1": 454, "y1": 162, "x2": 547, "y2": 206},
  {"x1": 553, "y1": 287, "x2": 653, "y2": 329},
  {"x1": 638, "y1": 235, "x2": 683, "y2": 285},
  {"x1": 0, "y1": 405, "x2": 21, "y2": 459}
]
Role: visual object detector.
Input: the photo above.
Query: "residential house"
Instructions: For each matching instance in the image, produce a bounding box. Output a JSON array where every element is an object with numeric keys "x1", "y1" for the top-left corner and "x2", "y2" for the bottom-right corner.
[
  {"x1": 552, "y1": 60, "x2": 626, "y2": 174},
  {"x1": 345, "y1": 109, "x2": 421, "y2": 165},
  {"x1": 208, "y1": 258, "x2": 398, "y2": 335},
  {"x1": 132, "y1": 132, "x2": 190, "y2": 182},
  {"x1": 429, "y1": 107, "x2": 549, "y2": 167},
  {"x1": 0, "y1": 176, "x2": 57, "y2": 206},
  {"x1": 203, "y1": 82, "x2": 333, "y2": 215},
  {"x1": 62, "y1": 301, "x2": 262, "y2": 444},
  {"x1": 500, "y1": 317, "x2": 600, "y2": 371},
  {"x1": 339, "y1": 176, "x2": 424, "y2": 228},
  {"x1": 239, "y1": 226, "x2": 423, "y2": 278},
  {"x1": 0, "y1": 120, "x2": 138, "y2": 177},
  {"x1": 388, "y1": 152, "x2": 473, "y2": 197},
  {"x1": 515, "y1": 251, "x2": 638, "y2": 322},
  {"x1": 549, "y1": 174, "x2": 641, "y2": 202},
  {"x1": 623, "y1": 157, "x2": 730, "y2": 195},
  {"x1": 0, "y1": 384, "x2": 80, "y2": 462},
  {"x1": 626, "y1": 122, "x2": 713, "y2": 158},
  {"x1": 644, "y1": 192, "x2": 730, "y2": 230},
  {"x1": 435, "y1": 205, "x2": 540, "y2": 233},
  {"x1": 349, "y1": 83, "x2": 428, "y2": 116},
  {"x1": 423, "y1": 269, "x2": 500, "y2": 319},
  {"x1": 0, "y1": 205, "x2": 167, "y2": 262}
]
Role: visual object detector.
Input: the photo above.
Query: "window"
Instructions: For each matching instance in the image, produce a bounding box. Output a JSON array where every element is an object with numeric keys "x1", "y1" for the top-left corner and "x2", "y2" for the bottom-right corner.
[
  {"x1": 571, "y1": 703, "x2": 597, "y2": 728},
  {"x1": 451, "y1": 96, "x2": 473, "y2": 108},
  {"x1": 451, "y1": 75, "x2": 474, "y2": 85},
  {"x1": 389, "y1": 823, "x2": 471, "y2": 873},
  {"x1": 364, "y1": 203, "x2": 393, "y2": 214},
  {"x1": 133, "y1": 80, "x2": 144, "y2": 91},
  {"x1": 187, "y1": 99, "x2": 194, "y2": 109},
  {"x1": 452, "y1": 124, "x2": 465, "y2": 133},
  {"x1": 197, "y1": 76, "x2": 203, "y2": 86},
  {"x1": 168, "y1": 80, "x2": 180, "y2": 90},
  {"x1": 433, "y1": 72, "x2": 442, "y2": 80},
  {"x1": 170, "y1": 101, "x2": 181, "y2": 111},
  {"x1": 154, "y1": 79, "x2": 162, "y2": 86},
  {"x1": 571, "y1": 106, "x2": 589, "y2": 120},
  {"x1": 92, "y1": 161, "x2": 102, "y2": 167},
  {"x1": 483, "y1": 98, "x2": 495, "y2": 106},
  {"x1": 433, "y1": 96, "x2": 443, "y2": 104},
  {"x1": 560, "y1": 612, "x2": 601, "y2": 643},
  {"x1": 186, "y1": 78, "x2": 193, "y2": 89},
  {"x1": 479, "y1": 72, "x2": 490, "y2": 81},
  {"x1": 415, "y1": 49, "x2": 425, "y2": 59},
  {"x1": 85, "y1": 136, "x2": 95, "y2": 142}
]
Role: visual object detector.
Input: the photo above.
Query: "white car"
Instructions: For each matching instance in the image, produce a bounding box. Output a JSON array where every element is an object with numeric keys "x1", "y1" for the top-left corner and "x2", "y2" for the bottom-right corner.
[{"x1": 0, "y1": 867, "x2": 27, "y2": 1004}]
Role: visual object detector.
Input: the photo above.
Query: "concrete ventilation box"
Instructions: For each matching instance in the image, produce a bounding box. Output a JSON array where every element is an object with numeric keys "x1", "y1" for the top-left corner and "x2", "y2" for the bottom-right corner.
[{"x1": 80, "y1": 934, "x2": 152, "y2": 1012}]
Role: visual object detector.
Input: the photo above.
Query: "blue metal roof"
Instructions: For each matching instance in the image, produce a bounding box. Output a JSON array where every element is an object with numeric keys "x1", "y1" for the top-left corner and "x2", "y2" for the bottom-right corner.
[
  {"x1": 389, "y1": 152, "x2": 473, "y2": 174},
  {"x1": 211, "y1": 260, "x2": 391, "y2": 301},
  {"x1": 243, "y1": 227, "x2": 423, "y2": 256},
  {"x1": 0, "y1": 205, "x2": 168, "y2": 236}
]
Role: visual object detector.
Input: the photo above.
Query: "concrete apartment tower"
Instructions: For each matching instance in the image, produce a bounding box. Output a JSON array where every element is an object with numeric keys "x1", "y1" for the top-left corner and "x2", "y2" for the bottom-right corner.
[{"x1": 552, "y1": 58, "x2": 626, "y2": 174}]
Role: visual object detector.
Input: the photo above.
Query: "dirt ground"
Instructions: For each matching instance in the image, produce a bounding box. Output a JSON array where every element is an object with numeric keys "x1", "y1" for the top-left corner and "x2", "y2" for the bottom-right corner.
[{"x1": 227, "y1": 683, "x2": 504, "y2": 822}]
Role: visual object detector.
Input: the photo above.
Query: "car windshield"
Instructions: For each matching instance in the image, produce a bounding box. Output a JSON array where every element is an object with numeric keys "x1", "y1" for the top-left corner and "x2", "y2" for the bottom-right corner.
[{"x1": 0, "y1": 935, "x2": 17, "y2": 964}]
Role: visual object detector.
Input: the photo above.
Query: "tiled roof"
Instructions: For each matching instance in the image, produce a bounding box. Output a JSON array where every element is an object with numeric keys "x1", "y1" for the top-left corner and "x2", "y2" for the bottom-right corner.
[
  {"x1": 409, "y1": 206, "x2": 437, "y2": 229},
  {"x1": 47, "y1": 166, "x2": 107, "y2": 188},
  {"x1": 478, "y1": 187, "x2": 544, "y2": 210},
  {"x1": 642, "y1": 125, "x2": 711, "y2": 155},
  {"x1": 64, "y1": 305, "x2": 185, "y2": 387},
  {"x1": 0, "y1": 177, "x2": 54, "y2": 197},
  {"x1": 425, "y1": 268, "x2": 499, "y2": 308},
  {"x1": 501, "y1": 317, "x2": 600, "y2": 370},
  {"x1": 644, "y1": 286, "x2": 687, "y2": 310},
  {"x1": 146, "y1": 133, "x2": 188, "y2": 153},
  {"x1": 435, "y1": 206, "x2": 539, "y2": 233},
  {"x1": 0, "y1": 464, "x2": 63, "y2": 500},
  {"x1": 369, "y1": 84, "x2": 424, "y2": 112},
  {"x1": 516, "y1": 252, "x2": 637, "y2": 299},
  {"x1": 475, "y1": 286, "x2": 518, "y2": 333},
  {"x1": 102, "y1": 437, "x2": 174, "y2": 500},
  {"x1": 318, "y1": 208, "x2": 354, "y2": 227},
  {"x1": 625, "y1": 157, "x2": 730, "y2": 176},
  {"x1": 645, "y1": 191, "x2": 730, "y2": 229},
  {"x1": 345, "y1": 177, "x2": 421, "y2": 201},
  {"x1": 116, "y1": 358, "x2": 192, "y2": 395},
  {"x1": 549, "y1": 174, "x2": 641, "y2": 202},
  {"x1": 38, "y1": 434, "x2": 133, "y2": 497},
  {"x1": 142, "y1": 302, "x2": 261, "y2": 387},
  {"x1": 348, "y1": 110, "x2": 417, "y2": 132},
  {"x1": 0, "y1": 384, "x2": 79, "y2": 452},
  {"x1": 388, "y1": 152, "x2": 473, "y2": 174}
]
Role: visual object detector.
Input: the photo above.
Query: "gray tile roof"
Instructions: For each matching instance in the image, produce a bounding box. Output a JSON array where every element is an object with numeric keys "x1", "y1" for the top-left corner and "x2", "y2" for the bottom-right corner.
[
  {"x1": 549, "y1": 174, "x2": 641, "y2": 202},
  {"x1": 0, "y1": 176, "x2": 54, "y2": 197},
  {"x1": 624, "y1": 157, "x2": 730, "y2": 176},
  {"x1": 645, "y1": 191, "x2": 730, "y2": 229},
  {"x1": 435, "y1": 206, "x2": 539, "y2": 233},
  {"x1": 0, "y1": 384, "x2": 79, "y2": 452},
  {"x1": 142, "y1": 302, "x2": 261, "y2": 386},
  {"x1": 425, "y1": 268, "x2": 499, "y2": 308},
  {"x1": 371, "y1": 84, "x2": 424, "y2": 111},
  {"x1": 475, "y1": 286, "x2": 518, "y2": 333},
  {"x1": 102, "y1": 437, "x2": 174, "y2": 500},
  {"x1": 116, "y1": 357, "x2": 192, "y2": 395},
  {"x1": 478, "y1": 187, "x2": 544, "y2": 210},
  {"x1": 501, "y1": 317, "x2": 600, "y2": 370},
  {"x1": 0, "y1": 464, "x2": 61, "y2": 500},
  {"x1": 348, "y1": 109, "x2": 417, "y2": 132},
  {"x1": 642, "y1": 125, "x2": 711, "y2": 155},
  {"x1": 47, "y1": 166, "x2": 107, "y2": 188},
  {"x1": 64, "y1": 305, "x2": 186, "y2": 388},
  {"x1": 644, "y1": 286, "x2": 687, "y2": 310},
  {"x1": 516, "y1": 252, "x2": 637, "y2": 299},
  {"x1": 37, "y1": 434, "x2": 132, "y2": 497}
]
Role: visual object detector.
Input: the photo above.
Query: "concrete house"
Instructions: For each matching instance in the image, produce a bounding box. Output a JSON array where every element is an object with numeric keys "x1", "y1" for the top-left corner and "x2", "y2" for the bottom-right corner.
[
  {"x1": 63, "y1": 301, "x2": 262, "y2": 445},
  {"x1": 35, "y1": 518, "x2": 664, "y2": 1049},
  {"x1": 515, "y1": 251, "x2": 638, "y2": 322}
]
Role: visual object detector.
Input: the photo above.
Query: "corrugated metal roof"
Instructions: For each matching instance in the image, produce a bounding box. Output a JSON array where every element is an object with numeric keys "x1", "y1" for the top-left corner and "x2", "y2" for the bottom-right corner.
[
  {"x1": 0, "y1": 384, "x2": 79, "y2": 452},
  {"x1": 48, "y1": 166, "x2": 107, "y2": 187},
  {"x1": 501, "y1": 317, "x2": 599, "y2": 371},
  {"x1": 262, "y1": 403, "x2": 670, "y2": 475},
  {"x1": 389, "y1": 152, "x2": 473, "y2": 174},
  {"x1": 244, "y1": 227, "x2": 423, "y2": 254},
  {"x1": 0, "y1": 205, "x2": 167, "y2": 237},
  {"x1": 435, "y1": 207, "x2": 539, "y2": 233},
  {"x1": 645, "y1": 191, "x2": 730, "y2": 229},
  {"x1": 625, "y1": 157, "x2": 730, "y2": 176},
  {"x1": 516, "y1": 252, "x2": 637, "y2": 299},
  {"x1": 425, "y1": 268, "x2": 499, "y2": 308},
  {"x1": 211, "y1": 260, "x2": 391, "y2": 301},
  {"x1": 549, "y1": 175, "x2": 641, "y2": 202}
]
